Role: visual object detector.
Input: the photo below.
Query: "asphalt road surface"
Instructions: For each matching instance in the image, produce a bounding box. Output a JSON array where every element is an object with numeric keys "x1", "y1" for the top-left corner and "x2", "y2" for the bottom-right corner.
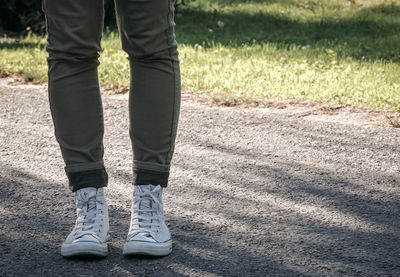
[{"x1": 0, "y1": 78, "x2": 399, "y2": 276}]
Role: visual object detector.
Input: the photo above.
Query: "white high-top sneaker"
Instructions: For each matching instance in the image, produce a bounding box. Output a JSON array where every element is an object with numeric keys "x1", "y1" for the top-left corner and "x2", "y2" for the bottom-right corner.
[
  {"x1": 61, "y1": 187, "x2": 109, "y2": 257},
  {"x1": 123, "y1": 184, "x2": 172, "y2": 256}
]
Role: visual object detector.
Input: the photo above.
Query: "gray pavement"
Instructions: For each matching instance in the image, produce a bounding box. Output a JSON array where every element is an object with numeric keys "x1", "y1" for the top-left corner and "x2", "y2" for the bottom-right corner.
[{"x1": 0, "y1": 78, "x2": 399, "y2": 276}]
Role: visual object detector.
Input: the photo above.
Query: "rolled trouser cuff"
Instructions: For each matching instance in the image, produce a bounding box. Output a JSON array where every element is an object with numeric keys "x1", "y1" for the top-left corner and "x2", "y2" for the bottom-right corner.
[
  {"x1": 134, "y1": 168, "x2": 169, "y2": 188},
  {"x1": 66, "y1": 168, "x2": 108, "y2": 192}
]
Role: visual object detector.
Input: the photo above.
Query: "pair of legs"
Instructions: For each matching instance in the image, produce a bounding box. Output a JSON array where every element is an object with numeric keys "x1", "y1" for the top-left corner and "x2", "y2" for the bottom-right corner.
[
  {"x1": 43, "y1": 0, "x2": 180, "y2": 256},
  {"x1": 43, "y1": 0, "x2": 181, "y2": 191}
]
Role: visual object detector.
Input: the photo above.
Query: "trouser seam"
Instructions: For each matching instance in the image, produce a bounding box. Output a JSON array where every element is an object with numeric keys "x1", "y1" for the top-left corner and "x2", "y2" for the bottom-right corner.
[{"x1": 165, "y1": 0, "x2": 177, "y2": 164}]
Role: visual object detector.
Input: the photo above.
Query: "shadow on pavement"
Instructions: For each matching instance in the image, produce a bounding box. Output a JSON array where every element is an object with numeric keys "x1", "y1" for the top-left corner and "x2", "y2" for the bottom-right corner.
[{"x1": 1, "y1": 164, "x2": 310, "y2": 276}]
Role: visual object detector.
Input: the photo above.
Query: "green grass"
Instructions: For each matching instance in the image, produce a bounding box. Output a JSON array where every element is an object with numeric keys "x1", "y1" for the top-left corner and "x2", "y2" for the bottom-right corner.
[
  {"x1": 0, "y1": 33, "x2": 47, "y2": 82},
  {"x1": 1, "y1": 0, "x2": 400, "y2": 111}
]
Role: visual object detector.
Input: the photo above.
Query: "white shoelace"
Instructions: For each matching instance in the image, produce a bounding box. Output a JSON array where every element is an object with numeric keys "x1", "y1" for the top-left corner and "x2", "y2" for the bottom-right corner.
[
  {"x1": 128, "y1": 185, "x2": 163, "y2": 240},
  {"x1": 73, "y1": 190, "x2": 104, "y2": 240}
]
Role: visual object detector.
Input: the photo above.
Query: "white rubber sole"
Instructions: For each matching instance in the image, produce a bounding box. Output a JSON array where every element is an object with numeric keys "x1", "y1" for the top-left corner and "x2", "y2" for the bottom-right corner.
[
  {"x1": 61, "y1": 242, "x2": 108, "y2": 257},
  {"x1": 122, "y1": 240, "x2": 172, "y2": 256}
]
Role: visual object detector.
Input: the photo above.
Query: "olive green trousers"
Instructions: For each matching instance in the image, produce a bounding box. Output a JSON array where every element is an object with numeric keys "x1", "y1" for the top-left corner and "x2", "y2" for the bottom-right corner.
[{"x1": 42, "y1": 0, "x2": 181, "y2": 191}]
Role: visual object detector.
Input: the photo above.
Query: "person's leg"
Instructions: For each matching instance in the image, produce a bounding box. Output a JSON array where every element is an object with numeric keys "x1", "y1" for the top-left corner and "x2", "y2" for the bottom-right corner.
[
  {"x1": 43, "y1": 0, "x2": 108, "y2": 192},
  {"x1": 114, "y1": 0, "x2": 180, "y2": 256},
  {"x1": 43, "y1": 0, "x2": 109, "y2": 257},
  {"x1": 115, "y1": 0, "x2": 181, "y2": 188}
]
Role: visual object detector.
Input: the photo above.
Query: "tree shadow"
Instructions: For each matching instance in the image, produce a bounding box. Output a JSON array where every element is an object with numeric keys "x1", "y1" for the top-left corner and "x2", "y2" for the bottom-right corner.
[
  {"x1": 4, "y1": 156, "x2": 398, "y2": 276},
  {"x1": 168, "y1": 149, "x2": 400, "y2": 275},
  {"x1": 0, "y1": 165, "x2": 309, "y2": 276},
  {"x1": 0, "y1": 40, "x2": 46, "y2": 50},
  {"x1": 1, "y1": 132, "x2": 399, "y2": 276}
]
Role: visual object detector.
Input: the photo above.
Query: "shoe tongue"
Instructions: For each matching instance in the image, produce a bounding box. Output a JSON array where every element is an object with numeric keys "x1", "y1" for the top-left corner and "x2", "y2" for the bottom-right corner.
[
  {"x1": 136, "y1": 185, "x2": 159, "y2": 228},
  {"x1": 138, "y1": 184, "x2": 157, "y2": 192},
  {"x1": 75, "y1": 188, "x2": 99, "y2": 231},
  {"x1": 139, "y1": 190, "x2": 152, "y2": 215},
  {"x1": 79, "y1": 187, "x2": 97, "y2": 198},
  {"x1": 77, "y1": 188, "x2": 97, "y2": 211},
  {"x1": 137, "y1": 185, "x2": 160, "y2": 209}
]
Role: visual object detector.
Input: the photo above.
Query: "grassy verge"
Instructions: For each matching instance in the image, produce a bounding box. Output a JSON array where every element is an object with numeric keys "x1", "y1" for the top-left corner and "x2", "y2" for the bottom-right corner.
[{"x1": 0, "y1": 0, "x2": 399, "y2": 112}]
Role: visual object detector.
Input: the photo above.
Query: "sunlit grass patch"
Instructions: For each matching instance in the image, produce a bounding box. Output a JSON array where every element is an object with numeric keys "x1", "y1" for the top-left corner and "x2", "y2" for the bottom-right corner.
[
  {"x1": 179, "y1": 43, "x2": 400, "y2": 110},
  {"x1": 0, "y1": 34, "x2": 47, "y2": 82}
]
